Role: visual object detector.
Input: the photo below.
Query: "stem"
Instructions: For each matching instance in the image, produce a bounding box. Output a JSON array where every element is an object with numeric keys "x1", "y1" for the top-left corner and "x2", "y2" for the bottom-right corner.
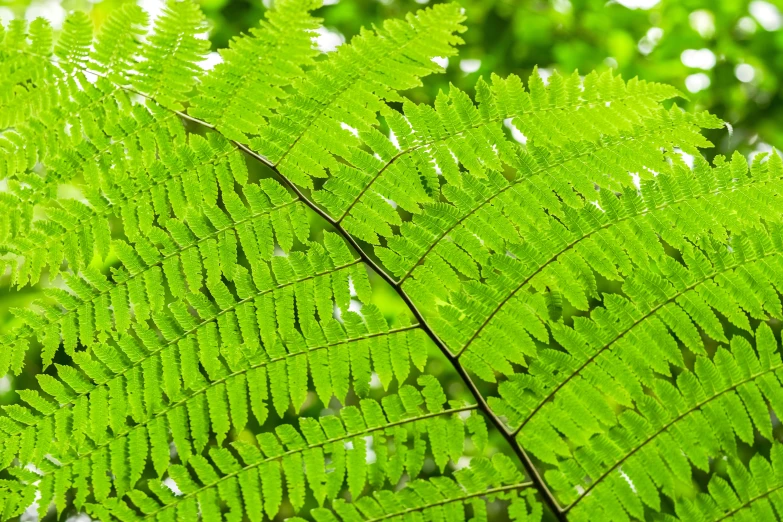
[
  {"x1": 18, "y1": 55, "x2": 565, "y2": 517},
  {"x1": 365, "y1": 482, "x2": 533, "y2": 522},
  {"x1": 223, "y1": 125, "x2": 566, "y2": 519},
  {"x1": 714, "y1": 482, "x2": 783, "y2": 522}
]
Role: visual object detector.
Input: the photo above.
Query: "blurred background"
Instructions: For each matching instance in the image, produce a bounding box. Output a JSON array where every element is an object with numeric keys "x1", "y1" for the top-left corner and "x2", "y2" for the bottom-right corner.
[{"x1": 1, "y1": 0, "x2": 781, "y2": 158}]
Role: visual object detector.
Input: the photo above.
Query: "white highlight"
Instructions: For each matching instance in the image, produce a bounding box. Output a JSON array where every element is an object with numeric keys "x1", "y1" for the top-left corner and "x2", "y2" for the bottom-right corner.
[
  {"x1": 735, "y1": 63, "x2": 755, "y2": 83},
  {"x1": 620, "y1": 470, "x2": 637, "y2": 492},
  {"x1": 685, "y1": 73, "x2": 711, "y2": 93},
  {"x1": 163, "y1": 478, "x2": 182, "y2": 496},
  {"x1": 137, "y1": 0, "x2": 165, "y2": 23},
  {"x1": 680, "y1": 48, "x2": 716, "y2": 70},
  {"x1": 0, "y1": 375, "x2": 11, "y2": 394},
  {"x1": 340, "y1": 122, "x2": 360, "y2": 137},
  {"x1": 381, "y1": 195, "x2": 398, "y2": 209},
  {"x1": 459, "y1": 59, "x2": 481, "y2": 74},
  {"x1": 314, "y1": 26, "x2": 345, "y2": 53},
  {"x1": 615, "y1": 0, "x2": 660, "y2": 9},
  {"x1": 0, "y1": 8, "x2": 14, "y2": 25},
  {"x1": 200, "y1": 52, "x2": 223, "y2": 71},
  {"x1": 553, "y1": 0, "x2": 573, "y2": 14},
  {"x1": 454, "y1": 456, "x2": 472, "y2": 470},
  {"x1": 432, "y1": 56, "x2": 449, "y2": 69},
  {"x1": 389, "y1": 129, "x2": 400, "y2": 149},
  {"x1": 536, "y1": 67, "x2": 553, "y2": 84},
  {"x1": 504, "y1": 118, "x2": 527, "y2": 144},
  {"x1": 364, "y1": 436, "x2": 376, "y2": 464},
  {"x1": 26, "y1": 0, "x2": 65, "y2": 28},
  {"x1": 677, "y1": 150, "x2": 695, "y2": 168},
  {"x1": 737, "y1": 16, "x2": 758, "y2": 35},
  {"x1": 638, "y1": 27, "x2": 663, "y2": 55},
  {"x1": 750, "y1": 1, "x2": 782, "y2": 31},
  {"x1": 20, "y1": 489, "x2": 41, "y2": 522},
  {"x1": 749, "y1": 142, "x2": 773, "y2": 164},
  {"x1": 65, "y1": 515, "x2": 93, "y2": 522},
  {"x1": 689, "y1": 10, "x2": 715, "y2": 38}
]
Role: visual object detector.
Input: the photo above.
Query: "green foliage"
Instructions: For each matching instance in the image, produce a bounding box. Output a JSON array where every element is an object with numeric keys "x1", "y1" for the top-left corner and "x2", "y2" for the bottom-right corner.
[
  {"x1": 197, "y1": 0, "x2": 783, "y2": 158},
  {"x1": 0, "y1": 1, "x2": 782, "y2": 521},
  {"x1": 189, "y1": 0, "x2": 321, "y2": 144}
]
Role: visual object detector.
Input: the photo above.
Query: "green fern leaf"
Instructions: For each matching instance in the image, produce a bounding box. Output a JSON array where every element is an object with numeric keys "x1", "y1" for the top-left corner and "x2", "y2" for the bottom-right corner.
[{"x1": 1, "y1": 3, "x2": 782, "y2": 521}]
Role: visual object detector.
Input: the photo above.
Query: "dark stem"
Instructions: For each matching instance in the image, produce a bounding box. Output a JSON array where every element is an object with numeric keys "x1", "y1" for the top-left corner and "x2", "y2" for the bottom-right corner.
[
  {"x1": 29, "y1": 53, "x2": 567, "y2": 518},
  {"x1": 229, "y1": 135, "x2": 566, "y2": 520}
]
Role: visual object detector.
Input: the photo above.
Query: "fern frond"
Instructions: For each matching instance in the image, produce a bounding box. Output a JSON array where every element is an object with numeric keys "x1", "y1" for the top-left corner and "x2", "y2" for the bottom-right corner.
[
  {"x1": 311, "y1": 455, "x2": 536, "y2": 522},
  {"x1": 188, "y1": 0, "x2": 321, "y2": 144},
  {"x1": 131, "y1": 0, "x2": 209, "y2": 110},
  {"x1": 0, "y1": 70, "x2": 136, "y2": 204},
  {"x1": 510, "y1": 235, "x2": 783, "y2": 433},
  {"x1": 4, "y1": 127, "x2": 258, "y2": 287},
  {"x1": 33, "y1": 380, "x2": 484, "y2": 520},
  {"x1": 2, "y1": 2, "x2": 781, "y2": 521},
  {"x1": 1, "y1": 4, "x2": 543, "y2": 521},
  {"x1": 448, "y1": 151, "x2": 783, "y2": 374},
  {"x1": 0, "y1": 1, "x2": 206, "y2": 211},
  {"x1": 54, "y1": 11, "x2": 92, "y2": 72},
  {"x1": 1, "y1": 138, "x2": 308, "y2": 362},
  {"x1": 90, "y1": 4, "x2": 149, "y2": 84},
  {"x1": 0, "y1": 17, "x2": 55, "y2": 129},
  {"x1": 376, "y1": 100, "x2": 721, "y2": 278},
  {"x1": 676, "y1": 443, "x2": 783, "y2": 521},
  {"x1": 1, "y1": 216, "x2": 359, "y2": 385},
  {"x1": 561, "y1": 324, "x2": 783, "y2": 521},
  {"x1": 331, "y1": 70, "x2": 694, "y2": 249},
  {"x1": 249, "y1": 2, "x2": 467, "y2": 188}
]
